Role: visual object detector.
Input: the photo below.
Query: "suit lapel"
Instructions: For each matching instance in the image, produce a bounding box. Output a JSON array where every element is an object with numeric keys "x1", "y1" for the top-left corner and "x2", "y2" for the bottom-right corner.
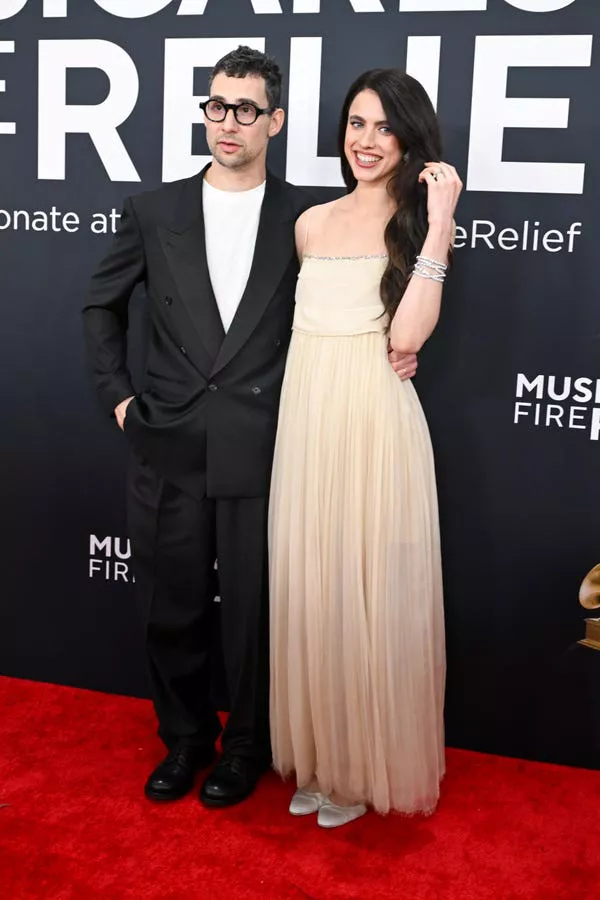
[
  {"x1": 158, "y1": 166, "x2": 225, "y2": 368},
  {"x1": 210, "y1": 173, "x2": 296, "y2": 379}
]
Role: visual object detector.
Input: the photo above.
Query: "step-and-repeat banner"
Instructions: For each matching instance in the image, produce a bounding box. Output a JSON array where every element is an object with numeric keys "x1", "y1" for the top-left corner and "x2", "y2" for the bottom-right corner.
[{"x1": 1, "y1": 0, "x2": 598, "y2": 768}]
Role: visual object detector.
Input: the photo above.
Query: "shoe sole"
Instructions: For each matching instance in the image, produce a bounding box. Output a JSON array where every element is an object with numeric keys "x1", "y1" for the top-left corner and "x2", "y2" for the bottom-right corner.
[
  {"x1": 317, "y1": 808, "x2": 368, "y2": 828},
  {"x1": 144, "y1": 785, "x2": 194, "y2": 802},
  {"x1": 199, "y1": 790, "x2": 256, "y2": 808}
]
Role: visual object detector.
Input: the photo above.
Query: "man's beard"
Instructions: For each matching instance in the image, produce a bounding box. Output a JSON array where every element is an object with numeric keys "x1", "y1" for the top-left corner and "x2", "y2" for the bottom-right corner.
[{"x1": 212, "y1": 142, "x2": 254, "y2": 170}]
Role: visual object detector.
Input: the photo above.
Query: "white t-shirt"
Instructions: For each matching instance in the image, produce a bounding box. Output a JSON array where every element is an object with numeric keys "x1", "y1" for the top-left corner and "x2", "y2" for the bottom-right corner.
[{"x1": 203, "y1": 178, "x2": 266, "y2": 333}]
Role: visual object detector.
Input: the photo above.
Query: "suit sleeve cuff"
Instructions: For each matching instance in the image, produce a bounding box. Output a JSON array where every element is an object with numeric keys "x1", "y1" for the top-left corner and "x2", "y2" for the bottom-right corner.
[{"x1": 101, "y1": 379, "x2": 137, "y2": 418}]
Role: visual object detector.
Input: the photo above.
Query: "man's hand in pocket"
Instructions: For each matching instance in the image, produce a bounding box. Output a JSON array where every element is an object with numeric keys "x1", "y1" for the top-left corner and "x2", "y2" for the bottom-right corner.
[{"x1": 115, "y1": 396, "x2": 135, "y2": 431}]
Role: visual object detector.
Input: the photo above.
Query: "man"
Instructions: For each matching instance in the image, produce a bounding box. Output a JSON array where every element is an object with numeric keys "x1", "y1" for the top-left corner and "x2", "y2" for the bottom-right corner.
[{"x1": 83, "y1": 46, "x2": 416, "y2": 809}]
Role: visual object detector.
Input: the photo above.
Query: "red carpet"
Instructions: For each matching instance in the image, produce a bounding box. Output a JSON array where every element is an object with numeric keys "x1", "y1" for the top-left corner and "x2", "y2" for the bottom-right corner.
[{"x1": 0, "y1": 677, "x2": 598, "y2": 900}]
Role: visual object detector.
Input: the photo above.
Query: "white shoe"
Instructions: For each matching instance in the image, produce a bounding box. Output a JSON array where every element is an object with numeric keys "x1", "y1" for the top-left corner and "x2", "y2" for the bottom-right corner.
[
  {"x1": 317, "y1": 801, "x2": 367, "y2": 829},
  {"x1": 289, "y1": 788, "x2": 327, "y2": 816}
]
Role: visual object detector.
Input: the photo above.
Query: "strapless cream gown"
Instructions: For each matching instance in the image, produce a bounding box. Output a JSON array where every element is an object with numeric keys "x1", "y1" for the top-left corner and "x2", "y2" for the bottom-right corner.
[{"x1": 269, "y1": 255, "x2": 446, "y2": 815}]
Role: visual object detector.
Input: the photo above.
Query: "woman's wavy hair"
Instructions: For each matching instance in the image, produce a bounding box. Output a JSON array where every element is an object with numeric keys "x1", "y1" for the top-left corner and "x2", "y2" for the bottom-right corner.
[{"x1": 338, "y1": 69, "x2": 444, "y2": 325}]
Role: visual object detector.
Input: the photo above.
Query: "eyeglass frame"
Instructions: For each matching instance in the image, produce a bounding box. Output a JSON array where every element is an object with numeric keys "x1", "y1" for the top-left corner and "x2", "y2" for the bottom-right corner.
[{"x1": 200, "y1": 98, "x2": 277, "y2": 126}]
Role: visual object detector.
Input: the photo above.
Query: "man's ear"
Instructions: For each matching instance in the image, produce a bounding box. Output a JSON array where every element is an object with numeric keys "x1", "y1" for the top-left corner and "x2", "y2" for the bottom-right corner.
[{"x1": 269, "y1": 108, "x2": 285, "y2": 138}]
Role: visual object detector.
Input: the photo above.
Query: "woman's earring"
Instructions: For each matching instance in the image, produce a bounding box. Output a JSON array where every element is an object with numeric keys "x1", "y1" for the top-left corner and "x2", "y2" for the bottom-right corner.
[{"x1": 402, "y1": 150, "x2": 410, "y2": 164}]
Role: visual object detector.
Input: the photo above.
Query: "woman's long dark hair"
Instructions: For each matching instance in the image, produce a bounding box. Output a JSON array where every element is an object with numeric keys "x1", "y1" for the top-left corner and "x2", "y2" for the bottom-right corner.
[{"x1": 338, "y1": 69, "x2": 444, "y2": 326}]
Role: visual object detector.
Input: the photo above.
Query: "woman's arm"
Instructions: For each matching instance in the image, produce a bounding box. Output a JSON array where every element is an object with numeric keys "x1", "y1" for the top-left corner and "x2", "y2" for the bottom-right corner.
[{"x1": 389, "y1": 162, "x2": 462, "y2": 355}]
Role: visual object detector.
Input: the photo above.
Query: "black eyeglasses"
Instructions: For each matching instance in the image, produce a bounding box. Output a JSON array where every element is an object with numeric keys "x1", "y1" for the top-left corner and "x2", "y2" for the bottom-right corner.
[{"x1": 200, "y1": 98, "x2": 275, "y2": 126}]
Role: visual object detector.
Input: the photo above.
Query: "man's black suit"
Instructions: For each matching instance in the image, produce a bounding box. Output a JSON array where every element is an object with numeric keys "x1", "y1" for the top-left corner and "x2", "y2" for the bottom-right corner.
[{"x1": 83, "y1": 166, "x2": 310, "y2": 763}]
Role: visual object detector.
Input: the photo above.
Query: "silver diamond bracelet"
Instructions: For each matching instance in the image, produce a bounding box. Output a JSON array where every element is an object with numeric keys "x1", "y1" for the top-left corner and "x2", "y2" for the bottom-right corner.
[{"x1": 412, "y1": 254, "x2": 448, "y2": 283}]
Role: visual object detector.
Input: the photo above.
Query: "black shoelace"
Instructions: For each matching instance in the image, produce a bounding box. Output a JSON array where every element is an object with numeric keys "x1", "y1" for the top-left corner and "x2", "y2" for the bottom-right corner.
[
  {"x1": 217, "y1": 756, "x2": 249, "y2": 777},
  {"x1": 162, "y1": 746, "x2": 194, "y2": 771}
]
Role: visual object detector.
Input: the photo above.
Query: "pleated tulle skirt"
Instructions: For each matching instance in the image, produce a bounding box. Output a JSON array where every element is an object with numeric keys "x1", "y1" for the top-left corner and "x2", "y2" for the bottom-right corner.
[{"x1": 268, "y1": 329, "x2": 446, "y2": 815}]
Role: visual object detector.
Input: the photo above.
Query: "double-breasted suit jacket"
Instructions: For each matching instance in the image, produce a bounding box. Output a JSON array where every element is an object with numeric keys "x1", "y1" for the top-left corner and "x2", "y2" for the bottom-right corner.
[{"x1": 83, "y1": 166, "x2": 310, "y2": 499}]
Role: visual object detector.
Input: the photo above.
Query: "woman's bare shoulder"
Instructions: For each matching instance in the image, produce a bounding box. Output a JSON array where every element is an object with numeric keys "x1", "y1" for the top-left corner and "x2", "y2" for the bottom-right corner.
[
  {"x1": 296, "y1": 197, "x2": 351, "y2": 236},
  {"x1": 295, "y1": 197, "x2": 354, "y2": 256},
  {"x1": 297, "y1": 198, "x2": 344, "y2": 226}
]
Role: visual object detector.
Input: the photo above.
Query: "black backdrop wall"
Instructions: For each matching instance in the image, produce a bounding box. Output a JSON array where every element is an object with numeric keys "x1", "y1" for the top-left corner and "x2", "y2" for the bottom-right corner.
[{"x1": 1, "y1": 0, "x2": 599, "y2": 769}]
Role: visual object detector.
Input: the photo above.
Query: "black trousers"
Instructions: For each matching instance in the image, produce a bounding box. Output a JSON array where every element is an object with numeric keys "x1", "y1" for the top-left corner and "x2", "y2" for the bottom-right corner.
[{"x1": 126, "y1": 456, "x2": 271, "y2": 765}]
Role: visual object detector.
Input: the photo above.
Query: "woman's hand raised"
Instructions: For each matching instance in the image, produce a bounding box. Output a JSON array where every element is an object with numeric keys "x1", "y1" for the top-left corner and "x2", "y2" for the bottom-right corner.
[{"x1": 418, "y1": 161, "x2": 462, "y2": 232}]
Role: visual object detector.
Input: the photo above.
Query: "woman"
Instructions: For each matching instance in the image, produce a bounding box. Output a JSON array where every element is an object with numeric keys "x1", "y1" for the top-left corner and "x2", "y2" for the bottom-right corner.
[{"x1": 269, "y1": 69, "x2": 462, "y2": 828}]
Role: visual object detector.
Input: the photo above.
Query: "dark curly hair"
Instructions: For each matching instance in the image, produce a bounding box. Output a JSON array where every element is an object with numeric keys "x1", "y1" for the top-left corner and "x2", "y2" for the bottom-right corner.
[
  {"x1": 210, "y1": 45, "x2": 282, "y2": 110},
  {"x1": 338, "y1": 69, "x2": 445, "y2": 327}
]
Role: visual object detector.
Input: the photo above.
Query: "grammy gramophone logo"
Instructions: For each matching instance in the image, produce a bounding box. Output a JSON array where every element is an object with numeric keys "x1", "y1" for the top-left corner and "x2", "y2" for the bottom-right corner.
[{"x1": 579, "y1": 564, "x2": 600, "y2": 650}]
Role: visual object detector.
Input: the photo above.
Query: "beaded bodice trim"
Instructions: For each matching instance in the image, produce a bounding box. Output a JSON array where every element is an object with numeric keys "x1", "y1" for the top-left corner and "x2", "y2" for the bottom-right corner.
[{"x1": 303, "y1": 254, "x2": 387, "y2": 261}]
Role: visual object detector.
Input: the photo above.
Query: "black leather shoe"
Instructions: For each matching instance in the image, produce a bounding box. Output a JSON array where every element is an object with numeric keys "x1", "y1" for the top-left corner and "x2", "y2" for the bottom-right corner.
[
  {"x1": 199, "y1": 755, "x2": 266, "y2": 808},
  {"x1": 145, "y1": 743, "x2": 215, "y2": 802}
]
